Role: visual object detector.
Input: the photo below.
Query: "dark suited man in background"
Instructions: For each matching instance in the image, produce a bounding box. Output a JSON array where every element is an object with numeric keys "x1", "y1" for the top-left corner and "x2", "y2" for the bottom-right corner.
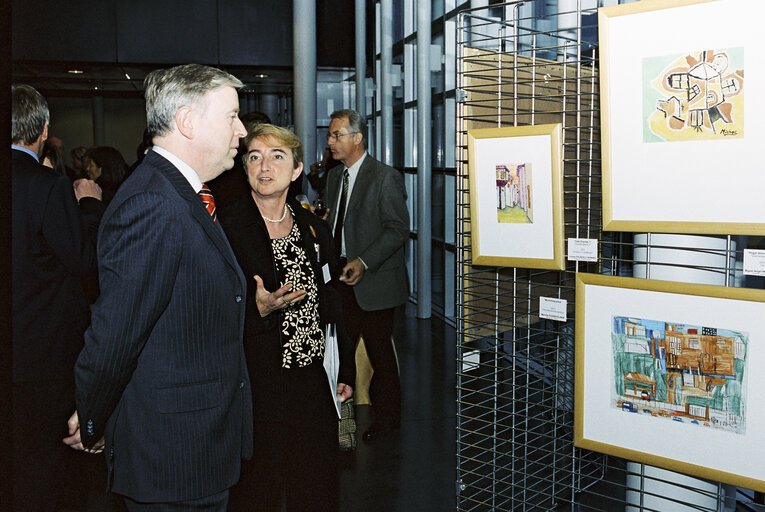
[
  {"x1": 64, "y1": 64, "x2": 253, "y2": 511},
  {"x1": 11, "y1": 84, "x2": 104, "y2": 511},
  {"x1": 324, "y1": 109, "x2": 409, "y2": 441}
]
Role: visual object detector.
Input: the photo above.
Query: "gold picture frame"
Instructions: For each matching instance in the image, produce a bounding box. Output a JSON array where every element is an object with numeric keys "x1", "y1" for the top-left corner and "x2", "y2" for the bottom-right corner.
[
  {"x1": 467, "y1": 123, "x2": 564, "y2": 270},
  {"x1": 599, "y1": 0, "x2": 764, "y2": 235},
  {"x1": 575, "y1": 272, "x2": 765, "y2": 491}
]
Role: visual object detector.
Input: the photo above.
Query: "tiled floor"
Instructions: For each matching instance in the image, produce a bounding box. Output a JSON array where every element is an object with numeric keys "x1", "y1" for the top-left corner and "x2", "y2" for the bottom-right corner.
[{"x1": 339, "y1": 304, "x2": 457, "y2": 512}]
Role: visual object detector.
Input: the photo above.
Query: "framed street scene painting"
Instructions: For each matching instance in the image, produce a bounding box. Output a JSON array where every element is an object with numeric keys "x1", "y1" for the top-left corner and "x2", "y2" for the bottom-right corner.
[
  {"x1": 575, "y1": 273, "x2": 765, "y2": 491},
  {"x1": 599, "y1": 0, "x2": 765, "y2": 235},
  {"x1": 467, "y1": 123, "x2": 564, "y2": 270}
]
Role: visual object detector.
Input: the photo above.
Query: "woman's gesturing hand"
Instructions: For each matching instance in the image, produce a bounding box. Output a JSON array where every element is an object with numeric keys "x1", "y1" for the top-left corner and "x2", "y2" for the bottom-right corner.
[{"x1": 253, "y1": 274, "x2": 307, "y2": 317}]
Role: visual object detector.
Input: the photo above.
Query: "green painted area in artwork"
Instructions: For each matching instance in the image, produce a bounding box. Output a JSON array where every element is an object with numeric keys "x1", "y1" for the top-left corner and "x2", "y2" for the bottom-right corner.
[
  {"x1": 642, "y1": 56, "x2": 670, "y2": 143},
  {"x1": 497, "y1": 204, "x2": 531, "y2": 224},
  {"x1": 611, "y1": 334, "x2": 668, "y2": 401}
]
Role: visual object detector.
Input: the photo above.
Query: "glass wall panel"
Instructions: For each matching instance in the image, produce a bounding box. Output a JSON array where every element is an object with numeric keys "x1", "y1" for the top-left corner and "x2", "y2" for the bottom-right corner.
[
  {"x1": 444, "y1": 174, "x2": 455, "y2": 245},
  {"x1": 431, "y1": 173, "x2": 445, "y2": 241},
  {"x1": 444, "y1": 248, "x2": 455, "y2": 318},
  {"x1": 431, "y1": 244, "x2": 445, "y2": 308},
  {"x1": 432, "y1": 34, "x2": 445, "y2": 95},
  {"x1": 405, "y1": 172, "x2": 417, "y2": 232},
  {"x1": 393, "y1": 0, "x2": 405, "y2": 41},
  {"x1": 407, "y1": 238, "x2": 416, "y2": 294},
  {"x1": 433, "y1": 0, "x2": 444, "y2": 19},
  {"x1": 393, "y1": 110, "x2": 405, "y2": 168},
  {"x1": 433, "y1": 102, "x2": 445, "y2": 168}
]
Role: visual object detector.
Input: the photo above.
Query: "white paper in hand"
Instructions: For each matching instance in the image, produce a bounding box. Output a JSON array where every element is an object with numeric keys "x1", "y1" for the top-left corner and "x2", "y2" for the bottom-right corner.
[{"x1": 323, "y1": 324, "x2": 342, "y2": 418}]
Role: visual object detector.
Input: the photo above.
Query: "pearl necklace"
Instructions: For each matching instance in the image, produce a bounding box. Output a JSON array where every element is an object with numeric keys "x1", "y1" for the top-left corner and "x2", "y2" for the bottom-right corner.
[{"x1": 262, "y1": 205, "x2": 288, "y2": 223}]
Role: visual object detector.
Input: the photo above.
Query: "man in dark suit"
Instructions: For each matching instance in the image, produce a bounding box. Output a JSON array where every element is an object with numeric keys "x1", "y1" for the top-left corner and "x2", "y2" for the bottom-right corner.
[
  {"x1": 11, "y1": 84, "x2": 104, "y2": 511},
  {"x1": 324, "y1": 109, "x2": 410, "y2": 441},
  {"x1": 64, "y1": 64, "x2": 253, "y2": 511}
]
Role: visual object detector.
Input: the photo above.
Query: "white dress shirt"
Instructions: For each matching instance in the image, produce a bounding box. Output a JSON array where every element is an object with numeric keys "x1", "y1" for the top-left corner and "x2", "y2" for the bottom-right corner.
[
  {"x1": 152, "y1": 145, "x2": 204, "y2": 193},
  {"x1": 332, "y1": 152, "x2": 368, "y2": 259}
]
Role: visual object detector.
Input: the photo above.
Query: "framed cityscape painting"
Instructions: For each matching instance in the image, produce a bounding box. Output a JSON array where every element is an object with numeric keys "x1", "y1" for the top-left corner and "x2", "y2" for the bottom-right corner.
[
  {"x1": 575, "y1": 273, "x2": 765, "y2": 491},
  {"x1": 599, "y1": 0, "x2": 765, "y2": 235},
  {"x1": 467, "y1": 123, "x2": 564, "y2": 270}
]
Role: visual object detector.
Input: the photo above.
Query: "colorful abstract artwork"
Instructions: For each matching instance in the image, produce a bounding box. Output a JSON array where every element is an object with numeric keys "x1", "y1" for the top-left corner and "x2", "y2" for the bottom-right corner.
[
  {"x1": 643, "y1": 48, "x2": 745, "y2": 142},
  {"x1": 496, "y1": 163, "x2": 532, "y2": 224},
  {"x1": 611, "y1": 316, "x2": 748, "y2": 434}
]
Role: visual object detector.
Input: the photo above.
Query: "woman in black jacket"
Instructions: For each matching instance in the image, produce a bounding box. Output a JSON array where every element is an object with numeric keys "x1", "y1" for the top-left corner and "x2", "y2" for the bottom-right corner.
[{"x1": 220, "y1": 124, "x2": 355, "y2": 512}]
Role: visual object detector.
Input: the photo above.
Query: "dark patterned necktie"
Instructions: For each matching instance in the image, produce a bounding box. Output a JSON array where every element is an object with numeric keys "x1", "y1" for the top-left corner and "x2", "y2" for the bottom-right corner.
[
  {"x1": 333, "y1": 169, "x2": 349, "y2": 260},
  {"x1": 198, "y1": 184, "x2": 217, "y2": 223}
]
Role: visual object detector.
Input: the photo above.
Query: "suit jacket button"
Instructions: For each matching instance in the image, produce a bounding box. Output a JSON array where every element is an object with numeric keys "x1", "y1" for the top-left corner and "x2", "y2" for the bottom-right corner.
[
  {"x1": 235, "y1": 295, "x2": 242, "y2": 303},
  {"x1": 239, "y1": 380, "x2": 245, "y2": 389}
]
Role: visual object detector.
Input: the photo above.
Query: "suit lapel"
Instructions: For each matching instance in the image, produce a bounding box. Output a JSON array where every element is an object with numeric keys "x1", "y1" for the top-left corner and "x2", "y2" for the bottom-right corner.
[
  {"x1": 150, "y1": 153, "x2": 244, "y2": 280},
  {"x1": 346, "y1": 156, "x2": 374, "y2": 218}
]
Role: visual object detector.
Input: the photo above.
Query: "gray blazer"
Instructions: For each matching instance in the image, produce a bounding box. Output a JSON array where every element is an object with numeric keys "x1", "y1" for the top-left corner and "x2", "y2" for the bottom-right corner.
[{"x1": 325, "y1": 154, "x2": 410, "y2": 311}]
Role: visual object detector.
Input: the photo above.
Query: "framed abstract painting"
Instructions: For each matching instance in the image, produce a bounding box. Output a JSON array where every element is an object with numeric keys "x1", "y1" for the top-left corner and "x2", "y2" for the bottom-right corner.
[
  {"x1": 575, "y1": 273, "x2": 765, "y2": 491},
  {"x1": 599, "y1": 0, "x2": 765, "y2": 235},
  {"x1": 467, "y1": 123, "x2": 564, "y2": 270}
]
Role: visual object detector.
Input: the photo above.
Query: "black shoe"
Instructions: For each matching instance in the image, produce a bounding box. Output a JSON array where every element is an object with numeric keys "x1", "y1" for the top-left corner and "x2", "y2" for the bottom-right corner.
[{"x1": 362, "y1": 422, "x2": 400, "y2": 442}]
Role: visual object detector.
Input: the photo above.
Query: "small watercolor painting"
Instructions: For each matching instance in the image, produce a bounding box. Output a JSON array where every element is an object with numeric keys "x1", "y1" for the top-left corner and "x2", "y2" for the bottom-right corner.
[{"x1": 496, "y1": 163, "x2": 532, "y2": 224}]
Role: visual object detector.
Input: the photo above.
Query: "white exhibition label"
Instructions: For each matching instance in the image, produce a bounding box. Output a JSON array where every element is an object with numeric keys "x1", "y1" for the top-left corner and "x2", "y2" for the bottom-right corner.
[
  {"x1": 462, "y1": 350, "x2": 480, "y2": 373},
  {"x1": 539, "y1": 297, "x2": 567, "y2": 322},
  {"x1": 743, "y1": 250, "x2": 765, "y2": 277},
  {"x1": 567, "y1": 238, "x2": 598, "y2": 262}
]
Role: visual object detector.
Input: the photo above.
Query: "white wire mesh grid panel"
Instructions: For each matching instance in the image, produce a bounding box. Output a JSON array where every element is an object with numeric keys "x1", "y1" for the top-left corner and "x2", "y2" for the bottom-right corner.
[{"x1": 454, "y1": 2, "x2": 759, "y2": 511}]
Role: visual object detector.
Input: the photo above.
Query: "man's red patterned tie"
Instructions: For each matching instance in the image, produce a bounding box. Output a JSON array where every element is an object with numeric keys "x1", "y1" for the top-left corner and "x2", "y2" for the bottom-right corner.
[{"x1": 198, "y1": 184, "x2": 217, "y2": 223}]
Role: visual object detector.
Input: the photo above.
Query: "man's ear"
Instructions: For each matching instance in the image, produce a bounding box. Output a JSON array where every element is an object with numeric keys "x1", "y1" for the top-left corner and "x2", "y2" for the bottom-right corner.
[
  {"x1": 175, "y1": 106, "x2": 195, "y2": 140},
  {"x1": 40, "y1": 123, "x2": 49, "y2": 143}
]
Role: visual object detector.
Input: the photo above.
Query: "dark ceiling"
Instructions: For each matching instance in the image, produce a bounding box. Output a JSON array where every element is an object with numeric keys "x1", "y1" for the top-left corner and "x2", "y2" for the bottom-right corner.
[
  {"x1": 12, "y1": 0, "x2": 365, "y2": 97},
  {"x1": 12, "y1": 61, "x2": 300, "y2": 97}
]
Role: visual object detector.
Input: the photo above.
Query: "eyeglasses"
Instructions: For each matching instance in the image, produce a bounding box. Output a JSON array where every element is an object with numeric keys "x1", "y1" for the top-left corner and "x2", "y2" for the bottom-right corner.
[{"x1": 326, "y1": 131, "x2": 359, "y2": 142}]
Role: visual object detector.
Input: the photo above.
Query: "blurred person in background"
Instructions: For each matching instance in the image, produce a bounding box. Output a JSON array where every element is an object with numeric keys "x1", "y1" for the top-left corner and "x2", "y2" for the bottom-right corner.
[
  {"x1": 84, "y1": 146, "x2": 128, "y2": 206},
  {"x1": 127, "y1": 128, "x2": 154, "y2": 177},
  {"x1": 70, "y1": 145, "x2": 90, "y2": 180}
]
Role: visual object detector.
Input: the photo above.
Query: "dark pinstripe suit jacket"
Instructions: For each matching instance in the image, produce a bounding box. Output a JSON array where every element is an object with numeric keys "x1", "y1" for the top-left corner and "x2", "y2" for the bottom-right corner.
[{"x1": 74, "y1": 151, "x2": 253, "y2": 502}]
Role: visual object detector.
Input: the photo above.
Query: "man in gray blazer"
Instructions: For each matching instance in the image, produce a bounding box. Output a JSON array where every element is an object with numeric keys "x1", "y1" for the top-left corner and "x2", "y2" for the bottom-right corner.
[
  {"x1": 64, "y1": 64, "x2": 252, "y2": 511},
  {"x1": 324, "y1": 109, "x2": 409, "y2": 441}
]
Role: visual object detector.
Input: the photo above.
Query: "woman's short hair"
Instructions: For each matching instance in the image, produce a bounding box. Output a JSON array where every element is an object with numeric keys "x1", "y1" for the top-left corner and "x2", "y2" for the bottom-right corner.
[
  {"x1": 242, "y1": 124, "x2": 303, "y2": 169},
  {"x1": 144, "y1": 64, "x2": 243, "y2": 137}
]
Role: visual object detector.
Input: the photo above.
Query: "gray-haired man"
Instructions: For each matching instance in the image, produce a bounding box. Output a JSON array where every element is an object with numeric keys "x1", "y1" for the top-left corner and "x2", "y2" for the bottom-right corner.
[{"x1": 65, "y1": 64, "x2": 252, "y2": 511}]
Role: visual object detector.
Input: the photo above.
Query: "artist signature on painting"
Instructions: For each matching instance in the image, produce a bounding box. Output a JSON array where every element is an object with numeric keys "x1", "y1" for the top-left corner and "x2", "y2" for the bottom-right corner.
[{"x1": 720, "y1": 129, "x2": 739, "y2": 136}]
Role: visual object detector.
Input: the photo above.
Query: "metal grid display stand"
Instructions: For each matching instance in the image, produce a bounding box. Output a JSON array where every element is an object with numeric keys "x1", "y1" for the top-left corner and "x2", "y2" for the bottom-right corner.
[{"x1": 455, "y1": 2, "x2": 762, "y2": 511}]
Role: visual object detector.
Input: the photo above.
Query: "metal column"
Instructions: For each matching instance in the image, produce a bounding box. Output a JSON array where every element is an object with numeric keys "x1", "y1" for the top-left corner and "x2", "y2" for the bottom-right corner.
[
  {"x1": 380, "y1": 0, "x2": 393, "y2": 166},
  {"x1": 293, "y1": 0, "x2": 317, "y2": 168},
  {"x1": 355, "y1": 0, "x2": 366, "y2": 117},
  {"x1": 416, "y1": 0, "x2": 432, "y2": 318},
  {"x1": 260, "y1": 93, "x2": 280, "y2": 127}
]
